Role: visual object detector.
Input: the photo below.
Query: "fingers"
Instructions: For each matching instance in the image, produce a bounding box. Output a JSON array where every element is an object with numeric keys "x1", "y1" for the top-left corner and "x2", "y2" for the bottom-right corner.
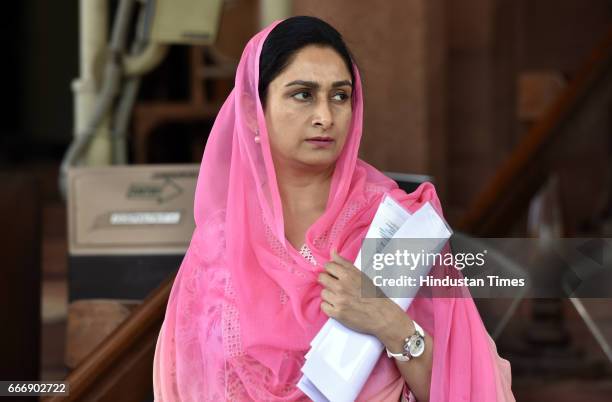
[
  {"x1": 320, "y1": 300, "x2": 335, "y2": 317},
  {"x1": 323, "y1": 261, "x2": 346, "y2": 280},
  {"x1": 320, "y1": 288, "x2": 337, "y2": 305},
  {"x1": 331, "y1": 249, "x2": 362, "y2": 277},
  {"x1": 320, "y1": 290, "x2": 341, "y2": 319},
  {"x1": 318, "y1": 271, "x2": 342, "y2": 292},
  {"x1": 331, "y1": 249, "x2": 353, "y2": 268}
]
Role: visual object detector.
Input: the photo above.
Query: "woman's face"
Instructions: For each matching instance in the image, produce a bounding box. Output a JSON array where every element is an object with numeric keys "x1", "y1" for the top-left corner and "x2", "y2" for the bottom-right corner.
[{"x1": 263, "y1": 45, "x2": 353, "y2": 172}]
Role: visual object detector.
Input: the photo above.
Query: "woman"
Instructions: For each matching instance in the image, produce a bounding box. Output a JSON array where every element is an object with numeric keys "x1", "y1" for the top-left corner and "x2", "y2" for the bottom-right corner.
[{"x1": 153, "y1": 16, "x2": 514, "y2": 401}]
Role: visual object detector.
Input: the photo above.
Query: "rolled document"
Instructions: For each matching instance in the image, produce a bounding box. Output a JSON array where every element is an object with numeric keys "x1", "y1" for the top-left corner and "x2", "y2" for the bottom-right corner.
[{"x1": 298, "y1": 195, "x2": 453, "y2": 402}]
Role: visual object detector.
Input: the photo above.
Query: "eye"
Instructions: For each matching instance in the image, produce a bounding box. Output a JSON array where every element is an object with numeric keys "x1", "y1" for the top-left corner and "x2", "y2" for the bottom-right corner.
[
  {"x1": 292, "y1": 91, "x2": 312, "y2": 101},
  {"x1": 332, "y1": 92, "x2": 350, "y2": 102}
]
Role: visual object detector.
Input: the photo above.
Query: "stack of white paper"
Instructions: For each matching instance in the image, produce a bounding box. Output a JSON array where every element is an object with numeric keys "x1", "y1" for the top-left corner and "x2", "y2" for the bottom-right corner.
[{"x1": 298, "y1": 195, "x2": 453, "y2": 402}]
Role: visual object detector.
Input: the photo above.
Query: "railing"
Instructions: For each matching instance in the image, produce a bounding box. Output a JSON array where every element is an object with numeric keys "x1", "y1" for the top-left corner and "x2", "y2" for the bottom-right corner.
[
  {"x1": 45, "y1": 25, "x2": 612, "y2": 402},
  {"x1": 43, "y1": 276, "x2": 174, "y2": 402}
]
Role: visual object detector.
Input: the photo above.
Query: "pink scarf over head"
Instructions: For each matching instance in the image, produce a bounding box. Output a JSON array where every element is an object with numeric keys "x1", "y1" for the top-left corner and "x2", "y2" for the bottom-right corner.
[{"x1": 153, "y1": 19, "x2": 515, "y2": 402}]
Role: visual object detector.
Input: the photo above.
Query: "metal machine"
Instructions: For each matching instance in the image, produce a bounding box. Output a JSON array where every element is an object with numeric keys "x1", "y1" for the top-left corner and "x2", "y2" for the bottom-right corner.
[
  {"x1": 67, "y1": 164, "x2": 199, "y2": 300},
  {"x1": 62, "y1": 0, "x2": 224, "y2": 301}
]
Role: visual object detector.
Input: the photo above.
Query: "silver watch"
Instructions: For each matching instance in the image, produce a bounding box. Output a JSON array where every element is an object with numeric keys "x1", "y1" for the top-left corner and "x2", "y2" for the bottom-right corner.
[{"x1": 386, "y1": 320, "x2": 425, "y2": 362}]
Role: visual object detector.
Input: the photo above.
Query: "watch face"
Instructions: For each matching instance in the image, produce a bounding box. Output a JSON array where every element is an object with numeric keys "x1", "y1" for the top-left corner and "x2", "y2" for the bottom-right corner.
[{"x1": 407, "y1": 334, "x2": 425, "y2": 357}]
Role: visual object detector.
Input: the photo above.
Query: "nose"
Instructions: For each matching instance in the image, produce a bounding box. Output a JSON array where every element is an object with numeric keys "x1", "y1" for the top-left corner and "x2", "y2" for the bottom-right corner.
[{"x1": 312, "y1": 99, "x2": 333, "y2": 130}]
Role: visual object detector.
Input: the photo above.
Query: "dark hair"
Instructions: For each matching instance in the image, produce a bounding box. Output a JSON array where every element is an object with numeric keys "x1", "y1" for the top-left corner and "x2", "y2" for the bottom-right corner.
[{"x1": 258, "y1": 16, "x2": 356, "y2": 107}]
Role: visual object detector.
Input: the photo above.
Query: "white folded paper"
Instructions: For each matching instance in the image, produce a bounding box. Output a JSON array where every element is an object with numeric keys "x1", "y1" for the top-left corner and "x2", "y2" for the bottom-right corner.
[{"x1": 298, "y1": 194, "x2": 453, "y2": 402}]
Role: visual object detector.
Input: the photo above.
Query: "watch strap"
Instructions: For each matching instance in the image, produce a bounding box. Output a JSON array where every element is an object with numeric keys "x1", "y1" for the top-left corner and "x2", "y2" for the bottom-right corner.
[
  {"x1": 386, "y1": 345, "x2": 411, "y2": 361},
  {"x1": 385, "y1": 320, "x2": 424, "y2": 362},
  {"x1": 413, "y1": 320, "x2": 424, "y2": 337}
]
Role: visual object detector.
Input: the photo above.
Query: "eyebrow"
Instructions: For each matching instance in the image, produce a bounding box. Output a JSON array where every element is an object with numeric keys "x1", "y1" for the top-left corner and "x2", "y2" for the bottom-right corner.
[{"x1": 285, "y1": 80, "x2": 352, "y2": 89}]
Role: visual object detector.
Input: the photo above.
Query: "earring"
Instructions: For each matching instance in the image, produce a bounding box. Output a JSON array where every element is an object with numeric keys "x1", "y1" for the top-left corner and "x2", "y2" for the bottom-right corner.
[{"x1": 254, "y1": 129, "x2": 260, "y2": 144}]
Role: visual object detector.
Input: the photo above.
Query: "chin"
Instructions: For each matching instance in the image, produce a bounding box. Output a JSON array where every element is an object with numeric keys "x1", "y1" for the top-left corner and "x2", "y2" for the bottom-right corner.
[{"x1": 298, "y1": 154, "x2": 339, "y2": 169}]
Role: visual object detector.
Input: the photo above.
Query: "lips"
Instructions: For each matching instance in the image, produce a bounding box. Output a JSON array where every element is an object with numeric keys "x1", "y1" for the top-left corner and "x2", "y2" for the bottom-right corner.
[
  {"x1": 306, "y1": 136, "x2": 334, "y2": 142},
  {"x1": 305, "y1": 136, "x2": 335, "y2": 148}
]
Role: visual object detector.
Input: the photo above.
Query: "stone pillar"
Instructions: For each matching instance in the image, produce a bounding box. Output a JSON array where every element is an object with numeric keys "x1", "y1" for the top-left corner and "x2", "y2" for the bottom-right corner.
[{"x1": 445, "y1": 0, "x2": 520, "y2": 220}]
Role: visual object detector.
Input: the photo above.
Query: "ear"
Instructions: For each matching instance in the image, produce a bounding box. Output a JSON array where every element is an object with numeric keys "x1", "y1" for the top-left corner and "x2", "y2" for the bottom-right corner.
[{"x1": 240, "y1": 92, "x2": 260, "y2": 136}]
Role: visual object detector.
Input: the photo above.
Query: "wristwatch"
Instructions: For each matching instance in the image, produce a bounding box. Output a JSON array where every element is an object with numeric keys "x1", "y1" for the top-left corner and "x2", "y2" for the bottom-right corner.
[{"x1": 386, "y1": 320, "x2": 425, "y2": 362}]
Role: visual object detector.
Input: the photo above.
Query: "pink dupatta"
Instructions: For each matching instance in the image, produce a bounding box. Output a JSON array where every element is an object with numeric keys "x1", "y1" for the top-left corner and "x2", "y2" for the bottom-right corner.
[{"x1": 153, "y1": 19, "x2": 515, "y2": 402}]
